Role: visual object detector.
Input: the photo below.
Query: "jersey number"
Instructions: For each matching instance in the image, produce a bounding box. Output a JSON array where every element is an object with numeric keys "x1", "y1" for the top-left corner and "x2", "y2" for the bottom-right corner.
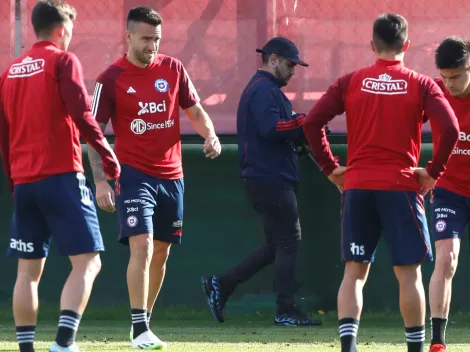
[{"x1": 77, "y1": 173, "x2": 92, "y2": 206}]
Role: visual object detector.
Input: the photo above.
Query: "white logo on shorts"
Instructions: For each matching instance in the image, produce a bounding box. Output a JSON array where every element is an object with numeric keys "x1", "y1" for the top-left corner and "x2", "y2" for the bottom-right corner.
[
  {"x1": 172, "y1": 220, "x2": 183, "y2": 228},
  {"x1": 435, "y1": 220, "x2": 447, "y2": 233},
  {"x1": 127, "y1": 215, "x2": 138, "y2": 228},
  {"x1": 350, "y1": 242, "x2": 365, "y2": 256},
  {"x1": 77, "y1": 173, "x2": 92, "y2": 206},
  {"x1": 10, "y1": 239, "x2": 34, "y2": 253}
]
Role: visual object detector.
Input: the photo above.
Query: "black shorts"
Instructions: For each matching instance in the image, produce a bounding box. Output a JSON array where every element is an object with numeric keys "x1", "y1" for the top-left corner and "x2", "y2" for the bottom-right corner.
[
  {"x1": 341, "y1": 189, "x2": 432, "y2": 266},
  {"x1": 9, "y1": 172, "x2": 103, "y2": 259},
  {"x1": 431, "y1": 186, "x2": 470, "y2": 241},
  {"x1": 243, "y1": 179, "x2": 301, "y2": 242},
  {"x1": 116, "y1": 165, "x2": 184, "y2": 245}
]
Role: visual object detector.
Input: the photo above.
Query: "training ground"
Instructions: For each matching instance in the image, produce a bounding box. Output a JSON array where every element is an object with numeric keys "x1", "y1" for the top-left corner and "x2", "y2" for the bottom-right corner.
[{"x1": 0, "y1": 305, "x2": 469, "y2": 351}]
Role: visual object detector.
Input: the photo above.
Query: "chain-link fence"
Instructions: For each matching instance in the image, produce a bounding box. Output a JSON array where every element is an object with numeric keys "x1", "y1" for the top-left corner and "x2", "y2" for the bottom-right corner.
[
  {"x1": 2, "y1": 0, "x2": 470, "y2": 134},
  {"x1": 0, "y1": 0, "x2": 15, "y2": 74}
]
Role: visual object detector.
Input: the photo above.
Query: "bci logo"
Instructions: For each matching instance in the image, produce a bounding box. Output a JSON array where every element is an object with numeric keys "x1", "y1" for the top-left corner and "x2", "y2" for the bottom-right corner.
[
  {"x1": 138, "y1": 101, "x2": 167, "y2": 115},
  {"x1": 459, "y1": 132, "x2": 470, "y2": 141}
]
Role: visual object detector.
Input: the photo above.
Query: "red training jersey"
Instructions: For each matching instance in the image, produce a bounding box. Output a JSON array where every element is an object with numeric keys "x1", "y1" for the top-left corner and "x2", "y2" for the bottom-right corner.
[
  {"x1": 92, "y1": 54, "x2": 200, "y2": 179},
  {"x1": 0, "y1": 41, "x2": 118, "y2": 191},
  {"x1": 431, "y1": 78, "x2": 470, "y2": 197},
  {"x1": 303, "y1": 59, "x2": 459, "y2": 191}
]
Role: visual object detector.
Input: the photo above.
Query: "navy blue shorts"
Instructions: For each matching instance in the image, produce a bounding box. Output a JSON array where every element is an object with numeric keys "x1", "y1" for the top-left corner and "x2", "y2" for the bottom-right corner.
[
  {"x1": 115, "y1": 165, "x2": 184, "y2": 245},
  {"x1": 341, "y1": 189, "x2": 433, "y2": 266},
  {"x1": 431, "y1": 187, "x2": 470, "y2": 241},
  {"x1": 8, "y1": 172, "x2": 104, "y2": 259}
]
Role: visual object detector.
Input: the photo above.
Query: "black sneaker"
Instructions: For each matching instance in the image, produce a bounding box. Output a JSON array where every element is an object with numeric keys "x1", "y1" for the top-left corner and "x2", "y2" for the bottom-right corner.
[
  {"x1": 201, "y1": 275, "x2": 228, "y2": 323},
  {"x1": 274, "y1": 304, "x2": 322, "y2": 326}
]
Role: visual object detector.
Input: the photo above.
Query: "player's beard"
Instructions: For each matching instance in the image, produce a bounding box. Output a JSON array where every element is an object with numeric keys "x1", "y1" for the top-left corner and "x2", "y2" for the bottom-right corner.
[
  {"x1": 134, "y1": 49, "x2": 155, "y2": 65},
  {"x1": 274, "y1": 66, "x2": 291, "y2": 86}
]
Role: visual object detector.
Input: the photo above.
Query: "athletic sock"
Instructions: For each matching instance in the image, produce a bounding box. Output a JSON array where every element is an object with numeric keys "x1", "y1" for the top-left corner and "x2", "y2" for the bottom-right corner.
[
  {"x1": 405, "y1": 325, "x2": 425, "y2": 352},
  {"x1": 431, "y1": 318, "x2": 447, "y2": 346},
  {"x1": 339, "y1": 318, "x2": 359, "y2": 352},
  {"x1": 16, "y1": 325, "x2": 35, "y2": 352},
  {"x1": 55, "y1": 310, "x2": 81, "y2": 347},
  {"x1": 132, "y1": 308, "x2": 148, "y2": 339}
]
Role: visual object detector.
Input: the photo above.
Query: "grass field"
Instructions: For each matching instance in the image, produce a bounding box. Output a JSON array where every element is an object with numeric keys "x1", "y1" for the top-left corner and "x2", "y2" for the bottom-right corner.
[{"x1": 0, "y1": 309, "x2": 470, "y2": 351}]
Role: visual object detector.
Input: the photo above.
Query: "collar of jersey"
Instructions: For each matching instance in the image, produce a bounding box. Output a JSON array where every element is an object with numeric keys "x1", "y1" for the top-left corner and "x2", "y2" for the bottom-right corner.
[
  {"x1": 32, "y1": 41, "x2": 60, "y2": 50},
  {"x1": 119, "y1": 53, "x2": 162, "y2": 71},
  {"x1": 375, "y1": 59, "x2": 403, "y2": 67},
  {"x1": 256, "y1": 70, "x2": 285, "y2": 87}
]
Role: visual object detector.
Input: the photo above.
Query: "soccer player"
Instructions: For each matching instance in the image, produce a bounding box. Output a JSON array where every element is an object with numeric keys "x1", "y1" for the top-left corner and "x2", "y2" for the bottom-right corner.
[
  {"x1": 302, "y1": 13, "x2": 459, "y2": 352},
  {"x1": 201, "y1": 37, "x2": 320, "y2": 327},
  {"x1": 88, "y1": 6, "x2": 221, "y2": 350},
  {"x1": 426, "y1": 36, "x2": 470, "y2": 352},
  {"x1": 0, "y1": 1, "x2": 120, "y2": 352}
]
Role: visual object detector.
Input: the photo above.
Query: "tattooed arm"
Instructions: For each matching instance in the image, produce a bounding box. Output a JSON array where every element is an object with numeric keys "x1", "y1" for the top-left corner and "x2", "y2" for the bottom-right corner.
[
  {"x1": 87, "y1": 122, "x2": 116, "y2": 212},
  {"x1": 88, "y1": 122, "x2": 109, "y2": 183}
]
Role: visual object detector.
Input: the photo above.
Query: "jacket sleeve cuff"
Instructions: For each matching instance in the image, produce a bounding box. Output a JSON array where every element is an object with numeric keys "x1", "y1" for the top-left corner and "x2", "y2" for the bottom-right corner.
[{"x1": 426, "y1": 163, "x2": 442, "y2": 180}]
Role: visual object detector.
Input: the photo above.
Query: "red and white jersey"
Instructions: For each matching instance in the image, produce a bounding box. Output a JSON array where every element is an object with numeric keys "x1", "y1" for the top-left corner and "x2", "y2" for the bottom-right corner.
[
  {"x1": 92, "y1": 54, "x2": 199, "y2": 179},
  {"x1": 432, "y1": 78, "x2": 470, "y2": 197},
  {"x1": 0, "y1": 41, "x2": 117, "y2": 190},
  {"x1": 303, "y1": 59, "x2": 458, "y2": 191}
]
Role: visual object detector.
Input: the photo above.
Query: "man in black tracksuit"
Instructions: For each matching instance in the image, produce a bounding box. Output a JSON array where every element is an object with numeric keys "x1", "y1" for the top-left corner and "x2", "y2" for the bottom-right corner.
[{"x1": 202, "y1": 37, "x2": 320, "y2": 326}]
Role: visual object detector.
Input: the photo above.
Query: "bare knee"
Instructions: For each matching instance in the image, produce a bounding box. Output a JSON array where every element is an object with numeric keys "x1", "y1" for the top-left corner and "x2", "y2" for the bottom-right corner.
[
  {"x1": 70, "y1": 252, "x2": 102, "y2": 279},
  {"x1": 435, "y1": 239, "x2": 460, "y2": 280},
  {"x1": 394, "y1": 264, "x2": 422, "y2": 286},
  {"x1": 129, "y1": 234, "x2": 154, "y2": 263},
  {"x1": 17, "y1": 258, "x2": 45, "y2": 284},
  {"x1": 343, "y1": 261, "x2": 370, "y2": 284},
  {"x1": 152, "y1": 241, "x2": 171, "y2": 265},
  {"x1": 436, "y1": 253, "x2": 458, "y2": 279}
]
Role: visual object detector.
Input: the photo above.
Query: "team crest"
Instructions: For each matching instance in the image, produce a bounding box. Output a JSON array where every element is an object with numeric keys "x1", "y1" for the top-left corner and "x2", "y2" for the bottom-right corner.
[
  {"x1": 127, "y1": 215, "x2": 138, "y2": 228},
  {"x1": 435, "y1": 220, "x2": 446, "y2": 233},
  {"x1": 155, "y1": 79, "x2": 169, "y2": 93}
]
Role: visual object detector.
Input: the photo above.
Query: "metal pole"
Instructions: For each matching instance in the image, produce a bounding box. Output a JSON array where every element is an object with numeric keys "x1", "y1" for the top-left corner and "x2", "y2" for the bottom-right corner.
[
  {"x1": 272, "y1": 0, "x2": 277, "y2": 37},
  {"x1": 14, "y1": 0, "x2": 21, "y2": 58}
]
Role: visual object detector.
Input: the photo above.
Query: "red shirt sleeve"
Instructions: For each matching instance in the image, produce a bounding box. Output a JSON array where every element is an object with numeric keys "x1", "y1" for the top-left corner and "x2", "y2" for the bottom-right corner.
[
  {"x1": 178, "y1": 63, "x2": 200, "y2": 110},
  {"x1": 56, "y1": 52, "x2": 120, "y2": 179},
  {"x1": 420, "y1": 76, "x2": 459, "y2": 179},
  {"x1": 91, "y1": 68, "x2": 118, "y2": 125},
  {"x1": 303, "y1": 73, "x2": 353, "y2": 175},
  {"x1": 0, "y1": 74, "x2": 13, "y2": 194}
]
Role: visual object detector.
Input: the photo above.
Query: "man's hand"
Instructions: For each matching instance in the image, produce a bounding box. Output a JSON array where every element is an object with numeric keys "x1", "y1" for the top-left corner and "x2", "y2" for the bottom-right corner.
[
  {"x1": 411, "y1": 167, "x2": 436, "y2": 196},
  {"x1": 95, "y1": 180, "x2": 116, "y2": 212},
  {"x1": 328, "y1": 166, "x2": 347, "y2": 193},
  {"x1": 203, "y1": 134, "x2": 221, "y2": 159}
]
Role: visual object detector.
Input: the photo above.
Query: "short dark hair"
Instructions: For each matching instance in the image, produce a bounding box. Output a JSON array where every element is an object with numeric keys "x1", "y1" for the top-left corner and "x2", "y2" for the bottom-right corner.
[
  {"x1": 127, "y1": 6, "x2": 163, "y2": 29},
  {"x1": 372, "y1": 13, "x2": 408, "y2": 53},
  {"x1": 435, "y1": 36, "x2": 470, "y2": 69},
  {"x1": 31, "y1": 0, "x2": 76, "y2": 37}
]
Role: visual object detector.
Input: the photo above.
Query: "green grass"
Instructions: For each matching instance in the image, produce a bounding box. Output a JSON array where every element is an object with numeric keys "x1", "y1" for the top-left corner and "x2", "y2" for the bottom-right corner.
[{"x1": 1, "y1": 309, "x2": 470, "y2": 351}]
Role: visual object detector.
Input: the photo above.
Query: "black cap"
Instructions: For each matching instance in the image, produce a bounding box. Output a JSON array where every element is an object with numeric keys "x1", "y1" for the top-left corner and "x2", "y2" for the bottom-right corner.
[{"x1": 256, "y1": 37, "x2": 308, "y2": 67}]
